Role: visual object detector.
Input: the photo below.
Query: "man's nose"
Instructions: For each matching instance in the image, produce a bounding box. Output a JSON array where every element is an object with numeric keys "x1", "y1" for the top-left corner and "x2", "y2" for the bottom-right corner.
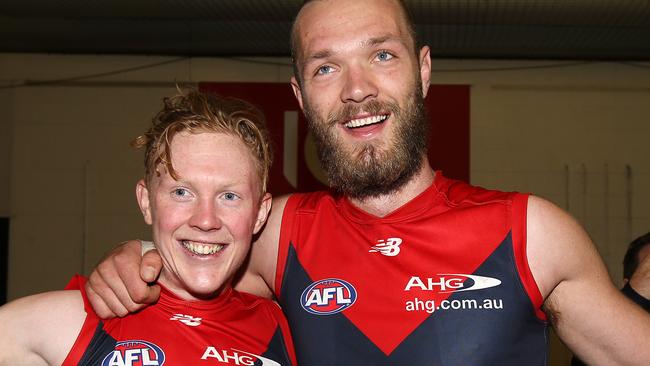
[
  {"x1": 340, "y1": 64, "x2": 378, "y2": 103},
  {"x1": 189, "y1": 200, "x2": 222, "y2": 231}
]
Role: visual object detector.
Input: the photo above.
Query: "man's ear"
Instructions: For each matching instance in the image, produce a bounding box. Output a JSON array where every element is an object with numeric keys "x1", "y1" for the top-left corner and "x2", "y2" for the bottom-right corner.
[
  {"x1": 290, "y1": 76, "x2": 304, "y2": 110},
  {"x1": 136, "y1": 179, "x2": 153, "y2": 225},
  {"x1": 418, "y1": 45, "x2": 432, "y2": 99},
  {"x1": 253, "y1": 193, "x2": 273, "y2": 234}
]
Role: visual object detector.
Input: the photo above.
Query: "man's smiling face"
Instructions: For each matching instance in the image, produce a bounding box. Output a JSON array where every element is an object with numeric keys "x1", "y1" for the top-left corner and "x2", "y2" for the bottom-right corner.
[
  {"x1": 291, "y1": 0, "x2": 432, "y2": 198},
  {"x1": 137, "y1": 131, "x2": 269, "y2": 300}
]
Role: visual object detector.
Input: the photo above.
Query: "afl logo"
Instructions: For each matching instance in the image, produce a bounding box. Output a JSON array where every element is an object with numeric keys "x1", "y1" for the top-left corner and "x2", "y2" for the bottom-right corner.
[
  {"x1": 101, "y1": 340, "x2": 165, "y2": 366},
  {"x1": 301, "y1": 278, "x2": 357, "y2": 315}
]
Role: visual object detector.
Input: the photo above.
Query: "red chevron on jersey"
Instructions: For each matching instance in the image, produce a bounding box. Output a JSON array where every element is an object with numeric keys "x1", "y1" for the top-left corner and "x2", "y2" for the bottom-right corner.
[{"x1": 275, "y1": 172, "x2": 546, "y2": 365}]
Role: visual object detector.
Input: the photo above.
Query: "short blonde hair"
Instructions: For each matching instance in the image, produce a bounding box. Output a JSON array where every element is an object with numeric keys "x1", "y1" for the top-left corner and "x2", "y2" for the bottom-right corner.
[{"x1": 132, "y1": 87, "x2": 273, "y2": 194}]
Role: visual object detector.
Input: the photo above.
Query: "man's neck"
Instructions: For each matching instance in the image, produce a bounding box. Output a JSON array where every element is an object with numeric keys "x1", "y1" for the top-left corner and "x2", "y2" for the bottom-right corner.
[{"x1": 348, "y1": 159, "x2": 435, "y2": 217}]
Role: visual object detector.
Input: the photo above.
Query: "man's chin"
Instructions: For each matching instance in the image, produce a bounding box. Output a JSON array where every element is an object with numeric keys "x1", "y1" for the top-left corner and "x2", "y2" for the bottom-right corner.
[{"x1": 176, "y1": 275, "x2": 229, "y2": 300}]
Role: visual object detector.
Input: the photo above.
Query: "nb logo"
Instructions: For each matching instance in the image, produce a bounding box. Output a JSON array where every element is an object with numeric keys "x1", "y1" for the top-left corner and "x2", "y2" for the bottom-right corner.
[
  {"x1": 170, "y1": 313, "x2": 202, "y2": 327},
  {"x1": 369, "y1": 237, "x2": 402, "y2": 257}
]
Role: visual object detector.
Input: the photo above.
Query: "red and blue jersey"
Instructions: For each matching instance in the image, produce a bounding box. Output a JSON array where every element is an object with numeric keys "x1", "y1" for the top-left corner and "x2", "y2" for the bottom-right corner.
[
  {"x1": 63, "y1": 276, "x2": 297, "y2": 366},
  {"x1": 275, "y1": 173, "x2": 547, "y2": 365}
]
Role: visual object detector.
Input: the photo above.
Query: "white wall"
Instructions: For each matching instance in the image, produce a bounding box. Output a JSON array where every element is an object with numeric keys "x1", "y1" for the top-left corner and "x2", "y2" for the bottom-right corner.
[{"x1": 465, "y1": 62, "x2": 650, "y2": 283}]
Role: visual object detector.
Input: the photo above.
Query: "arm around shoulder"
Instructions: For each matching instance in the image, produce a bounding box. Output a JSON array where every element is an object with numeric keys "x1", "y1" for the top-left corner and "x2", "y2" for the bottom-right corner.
[
  {"x1": 234, "y1": 195, "x2": 290, "y2": 299},
  {"x1": 526, "y1": 196, "x2": 650, "y2": 365},
  {"x1": 0, "y1": 290, "x2": 86, "y2": 366}
]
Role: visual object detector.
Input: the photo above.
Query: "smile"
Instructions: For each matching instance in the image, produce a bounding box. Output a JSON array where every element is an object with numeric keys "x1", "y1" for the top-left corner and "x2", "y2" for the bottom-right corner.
[
  {"x1": 181, "y1": 240, "x2": 224, "y2": 255},
  {"x1": 344, "y1": 114, "x2": 389, "y2": 128}
]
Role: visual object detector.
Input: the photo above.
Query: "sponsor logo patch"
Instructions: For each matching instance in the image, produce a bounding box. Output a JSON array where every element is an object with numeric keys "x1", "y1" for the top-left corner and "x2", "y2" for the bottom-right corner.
[
  {"x1": 369, "y1": 237, "x2": 402, "y2": 257},
  {"x1": 404, "y1": 274, "x2": 502, "y2": 293},
  {"x1": 301, "y1": 278, "x2": 357, "y2": 315},
  {"x1": 201, "y1": 347, "x2": 281, "y2": 366},
  {"x1": 102, "y1": 340, "x2": 165, "y2": 366}
]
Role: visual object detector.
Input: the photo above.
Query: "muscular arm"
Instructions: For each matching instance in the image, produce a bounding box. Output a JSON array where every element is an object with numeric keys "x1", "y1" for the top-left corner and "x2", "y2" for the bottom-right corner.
[
  {"x1": 526, "y1": 196, "x2": 650, "y2": 365},
  {"x1": 233, "y1": 195, "x2": 289, "y2": 298},
  {"x1": 0, "y1": 291, "x2": 86, "y2": 366}
]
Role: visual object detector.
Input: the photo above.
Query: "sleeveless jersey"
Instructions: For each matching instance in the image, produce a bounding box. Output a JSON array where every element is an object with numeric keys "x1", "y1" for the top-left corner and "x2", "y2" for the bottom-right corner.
[
  {"x1": 63, "y1": 276, "x2": 297, "y2": 366},
  {"x1": 275, "y1": 173, "x2": 547, "y2": 365}
]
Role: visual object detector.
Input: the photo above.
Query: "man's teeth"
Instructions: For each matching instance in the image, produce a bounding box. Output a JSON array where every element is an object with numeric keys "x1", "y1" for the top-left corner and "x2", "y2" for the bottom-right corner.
[
  {"x1": 182, "y1": 241, "x2": 224, "y2": 255},
  {"x1": 345, "y1": 114, "x2": 388, "y2": 128}
]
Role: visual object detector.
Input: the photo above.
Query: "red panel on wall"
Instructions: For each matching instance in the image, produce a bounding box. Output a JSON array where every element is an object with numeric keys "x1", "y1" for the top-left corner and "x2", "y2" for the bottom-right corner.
[{"x1": 199, "y1": 82, "x2": 469, "y2": 196}]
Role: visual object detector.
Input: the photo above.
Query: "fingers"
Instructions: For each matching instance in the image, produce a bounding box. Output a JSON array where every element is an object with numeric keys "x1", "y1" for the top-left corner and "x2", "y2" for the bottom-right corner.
[
  {"x1": 140, "y1": 249, "x2": 163, "y2": 284},
  {"x1": 85, "y1": 240, "x2": 161, "y2": 318},
  {"x1": 86, "y1": 263, "x2": 130, "y2": 318},
  {"x1": 85, "y1": 279, "x2": 122, "y2": 318}
]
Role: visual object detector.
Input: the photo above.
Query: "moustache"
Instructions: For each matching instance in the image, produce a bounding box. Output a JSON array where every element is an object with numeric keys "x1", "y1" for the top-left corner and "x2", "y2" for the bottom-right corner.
[{"x1": 325, "y1": 100, "x2": 398, "y2": 127}]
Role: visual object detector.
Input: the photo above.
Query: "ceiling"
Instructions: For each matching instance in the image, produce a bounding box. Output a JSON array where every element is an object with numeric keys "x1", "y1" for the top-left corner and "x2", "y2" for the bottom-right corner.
[{"x1": 1, "y1": 0, "x2": 650, "y2": 60}]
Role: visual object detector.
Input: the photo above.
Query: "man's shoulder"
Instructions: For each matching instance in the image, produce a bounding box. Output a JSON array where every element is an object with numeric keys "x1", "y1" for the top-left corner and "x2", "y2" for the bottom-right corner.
[
  {"x1": 0, "y1": 290, "x2": 86, "y2": 365},
  {"x1": 231, "y1": 288, "x2": 279, "y2": 307},
  {"x1": 1, "y1": 290, "x2": 83, "y2": 319},
  {"x1": 228, "y1": 290, "x2": 287, "y2": 322},
  {"x1": 282, "y1": 190, "x2": 337, "y2": 213},
  {"x1": 434, "y1": 173, "x2": 522, "y2": 207}
]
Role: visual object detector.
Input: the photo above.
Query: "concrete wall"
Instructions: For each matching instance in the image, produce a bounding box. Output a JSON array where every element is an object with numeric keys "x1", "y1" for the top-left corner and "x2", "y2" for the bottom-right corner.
[{"x1": 2, "y1": 53, "x2": 650, "y2": 364}]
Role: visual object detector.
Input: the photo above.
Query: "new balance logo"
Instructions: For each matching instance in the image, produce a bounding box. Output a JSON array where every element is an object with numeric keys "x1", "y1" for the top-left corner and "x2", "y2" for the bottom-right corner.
[
  {"x1": 369, "y1": 238, "x2": 402, "y2": 257},
  {"x1": 170, "y1": 313, "x2": 202, "y2": 327}
]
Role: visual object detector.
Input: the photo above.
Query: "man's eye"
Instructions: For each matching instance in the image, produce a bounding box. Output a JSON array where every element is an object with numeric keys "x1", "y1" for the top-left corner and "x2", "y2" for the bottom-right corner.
[
  {"x1": 317, "y1": 65, "x2": 333, "y2": 75},
  {"x1": 223, "y1": 192, "x2": 240, "y2": 201},
  {"x1": 376, "y1": 50, "x2": 394, "y2": 62},
  {"x1": 173, "y1": 188, "x2": 190, "y2": 197}
]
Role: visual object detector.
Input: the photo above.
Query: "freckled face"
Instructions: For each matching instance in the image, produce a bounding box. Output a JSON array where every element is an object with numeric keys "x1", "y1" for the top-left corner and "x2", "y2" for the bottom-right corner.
[
  {"x1": 136, "y1": 132, "x2": 270, "y2": 300},
  {"x1": 291, "y1": 0, "x2": 432, "y2": 198}
]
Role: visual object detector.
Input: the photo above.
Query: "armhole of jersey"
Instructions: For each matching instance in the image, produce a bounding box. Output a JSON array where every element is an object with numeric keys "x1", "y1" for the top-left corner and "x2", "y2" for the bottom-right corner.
[
  {"x1": 61, "y1": 275, "x2": 102, "y2": 366},
  {"x1": 511, "y1": 193, "x2": 547, "y2": 321},
  {"x1": 270, "y1": 301, "x2": 298, "y2": 366},
  {"x1": 274, "y1": 194, "x2": 301, "y2": 300}
]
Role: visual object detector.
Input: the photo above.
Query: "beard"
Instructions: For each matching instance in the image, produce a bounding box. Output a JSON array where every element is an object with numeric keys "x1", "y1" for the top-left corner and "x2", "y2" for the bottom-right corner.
[{"x1": 303, "y1": 85, "x2": 429, "y2": 200}]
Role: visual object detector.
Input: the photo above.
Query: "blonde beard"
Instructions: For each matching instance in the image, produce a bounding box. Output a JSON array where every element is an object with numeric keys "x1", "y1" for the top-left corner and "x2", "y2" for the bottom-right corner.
[{"x1": 304, "y1": 88, "x2": 428, "y2": 199}]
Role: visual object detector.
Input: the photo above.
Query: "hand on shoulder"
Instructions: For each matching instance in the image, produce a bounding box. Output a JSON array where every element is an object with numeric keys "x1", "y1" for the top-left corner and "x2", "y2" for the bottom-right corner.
[{"x1": 86, "y1": 239, "x2": 162, "y2": 318}]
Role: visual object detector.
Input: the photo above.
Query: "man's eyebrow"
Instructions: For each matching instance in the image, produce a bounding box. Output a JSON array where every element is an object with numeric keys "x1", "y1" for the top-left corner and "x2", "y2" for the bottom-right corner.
[
  {"x1": 305, "y1": 49, "x2": 333, "y2": 63},
  {"x1": 363, "y1": 35, "x2": 402, "y2": 48}
]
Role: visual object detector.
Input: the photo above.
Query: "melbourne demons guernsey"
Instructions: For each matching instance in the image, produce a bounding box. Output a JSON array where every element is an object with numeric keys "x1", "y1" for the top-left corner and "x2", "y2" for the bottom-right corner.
[
  {"x1": 63, "y1": 276, "x2": 297, "y2": 366},
  {"x1": 275, "y1": 173, "x2": 547, "y2": 365}
]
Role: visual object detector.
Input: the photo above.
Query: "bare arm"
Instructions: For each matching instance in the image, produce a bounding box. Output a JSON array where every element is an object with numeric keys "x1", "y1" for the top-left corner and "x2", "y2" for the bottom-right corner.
[
  {"x1": 233, "y1": 195, "x2": 289, "y2": 298},
  {"x1": 0, "y1": 291, "x2": 86, "y2": 366},
  {"x1": 526, "y1": 196, "x2": 650, "y2": 365}
]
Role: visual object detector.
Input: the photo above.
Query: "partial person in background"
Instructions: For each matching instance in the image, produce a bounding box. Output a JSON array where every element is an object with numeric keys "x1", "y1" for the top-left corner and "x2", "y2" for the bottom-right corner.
[
  {"x1": 84, "y1": 0, "x2": 650, "y2": 365},
  {"x1": 572, "y1": 232, "x2": 650, "y2": 366},
  {"x1": 0, "y1": 88, "x2": 297, "y2": 366}
]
